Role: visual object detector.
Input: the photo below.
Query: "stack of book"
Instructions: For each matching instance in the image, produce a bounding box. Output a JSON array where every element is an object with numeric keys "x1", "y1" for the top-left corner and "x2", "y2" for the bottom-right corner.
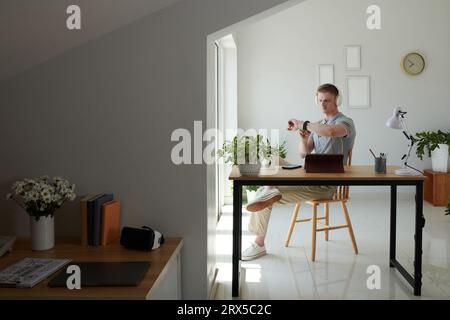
[{"x1": 80, "y1": 194, "x2": 121, "y2": 246}]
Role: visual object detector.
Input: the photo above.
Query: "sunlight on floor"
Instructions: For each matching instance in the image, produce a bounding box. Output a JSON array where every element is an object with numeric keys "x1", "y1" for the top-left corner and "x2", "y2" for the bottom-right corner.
[
  {"x1": 213, "y1": 193, "x2": 450, "y2": 300},
  {"x1": 244, "y1": 267, "x2": 263, "y2": 283}
]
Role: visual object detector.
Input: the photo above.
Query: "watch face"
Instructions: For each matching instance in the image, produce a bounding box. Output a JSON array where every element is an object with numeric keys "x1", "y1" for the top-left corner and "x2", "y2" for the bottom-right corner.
[{"x1": 403, "y1": 53, "x2": 425, "y2": 75}]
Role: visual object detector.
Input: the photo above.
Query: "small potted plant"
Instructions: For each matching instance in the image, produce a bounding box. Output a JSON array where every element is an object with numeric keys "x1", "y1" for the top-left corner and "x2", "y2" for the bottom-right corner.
[
  {"x1": 244, "y1": 185, "x2": 260, "y2": 203},
  {"x1": 217, "y1": 134, "x2": 287, "y2": 176},
  {"x1": 415, "y1": 130, "x2": 450, "y2": 172},
  {"x1": 6, "y1": 176, "x2": 76, "y2": 250}
]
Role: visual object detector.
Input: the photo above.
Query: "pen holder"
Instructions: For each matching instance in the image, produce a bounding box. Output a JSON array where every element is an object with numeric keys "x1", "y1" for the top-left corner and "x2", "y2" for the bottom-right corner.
[{"x1": 374, "y1": 157, "x2": 387, "y2": 174}]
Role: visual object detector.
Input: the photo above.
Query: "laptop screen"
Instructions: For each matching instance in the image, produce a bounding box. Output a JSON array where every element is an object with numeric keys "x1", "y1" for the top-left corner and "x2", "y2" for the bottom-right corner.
[
  {"x1": 304, "y1": 154, "x2": 345, "y2": 173},
  {"x1": 48, "y1": 261, "x2": 150, "y2": 287}
]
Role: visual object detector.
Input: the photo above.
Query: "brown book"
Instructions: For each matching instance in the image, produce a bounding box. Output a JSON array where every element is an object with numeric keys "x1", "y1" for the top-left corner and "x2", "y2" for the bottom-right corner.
[
  {"x1": 80, "y1": 194, "x2": 97, "y2": 246},
  {"x1": 101, "y1": 200, "x2": 121, "y2": 245}
]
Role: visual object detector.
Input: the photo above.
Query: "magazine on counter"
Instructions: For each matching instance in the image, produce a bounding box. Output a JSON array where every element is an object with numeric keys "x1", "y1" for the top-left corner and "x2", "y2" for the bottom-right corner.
[{"x1": 0, "y1": 257, "x2": 71, "y2": 288}]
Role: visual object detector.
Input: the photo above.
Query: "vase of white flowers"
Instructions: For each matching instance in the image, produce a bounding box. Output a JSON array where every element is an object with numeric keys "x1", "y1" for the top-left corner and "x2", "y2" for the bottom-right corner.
[{"x1": 7, "y1": 176, "x2": 76, "y2": 251}]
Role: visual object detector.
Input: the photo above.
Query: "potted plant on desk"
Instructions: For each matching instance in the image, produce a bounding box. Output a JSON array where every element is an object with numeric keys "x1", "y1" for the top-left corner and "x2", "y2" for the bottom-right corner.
[
  {"x1": 415, "y1": 129, "x2": 450, "y2": 172},
  {"x1": 217, "y1": 134, "x2": 287, "y2": 176}
]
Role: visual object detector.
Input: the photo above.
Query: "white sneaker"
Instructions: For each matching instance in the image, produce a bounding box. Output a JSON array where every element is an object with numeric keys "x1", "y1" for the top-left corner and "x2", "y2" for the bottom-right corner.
[
  {"x1": 242, "y1": 242, "x2": 267, "y2": 261},
  {"x1": 246, "y1": 186, "x2": 282, "y2": 212}
]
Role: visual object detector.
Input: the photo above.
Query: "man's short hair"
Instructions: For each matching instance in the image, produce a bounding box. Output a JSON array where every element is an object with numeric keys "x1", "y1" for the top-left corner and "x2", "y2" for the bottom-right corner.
[{"x1": 317, "y1": 83, "x2": 339, "y2": 97}]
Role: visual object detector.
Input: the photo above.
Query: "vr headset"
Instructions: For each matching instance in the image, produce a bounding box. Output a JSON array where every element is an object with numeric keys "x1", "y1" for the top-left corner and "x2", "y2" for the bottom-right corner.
[{"x1": 120, "y1": 226, "x2": 164, "y2": 251}]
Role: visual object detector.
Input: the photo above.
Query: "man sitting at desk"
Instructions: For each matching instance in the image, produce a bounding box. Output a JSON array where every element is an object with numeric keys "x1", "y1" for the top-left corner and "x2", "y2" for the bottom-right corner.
[{"x1": 242, "y1": 83, "x2": 356, "y2": 261}]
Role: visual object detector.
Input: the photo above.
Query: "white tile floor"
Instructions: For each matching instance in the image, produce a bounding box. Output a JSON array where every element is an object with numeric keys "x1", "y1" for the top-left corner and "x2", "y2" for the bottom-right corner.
[{"x1": 214, "y1": 191, "x2": 450, "y2": 300}]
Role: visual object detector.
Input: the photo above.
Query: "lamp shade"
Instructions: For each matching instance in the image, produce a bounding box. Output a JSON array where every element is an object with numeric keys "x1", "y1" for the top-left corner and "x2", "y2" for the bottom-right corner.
[{"x1": 386, "y1": 107, "x2": 403, "y2": 129}]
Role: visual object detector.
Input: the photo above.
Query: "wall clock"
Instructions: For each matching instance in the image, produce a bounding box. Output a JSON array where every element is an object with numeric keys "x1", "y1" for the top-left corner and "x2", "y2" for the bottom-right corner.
[{"x1": 402, "y1": 52, "x2": 425, "y2": 76}]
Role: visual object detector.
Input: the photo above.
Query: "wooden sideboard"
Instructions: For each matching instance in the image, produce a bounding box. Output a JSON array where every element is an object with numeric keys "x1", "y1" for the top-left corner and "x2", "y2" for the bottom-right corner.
[
  {"x1": 424, "y1": 170, "x2": 450, "y2": 206},
  {"x1": 0, "y1": 237, "x2": 183, "y2": 299}
]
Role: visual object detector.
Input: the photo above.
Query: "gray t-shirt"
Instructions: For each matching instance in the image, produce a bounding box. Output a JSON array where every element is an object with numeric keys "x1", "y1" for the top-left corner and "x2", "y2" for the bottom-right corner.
[{"x1": 310, "y1": 112, "x2": 356, "y2": 164}]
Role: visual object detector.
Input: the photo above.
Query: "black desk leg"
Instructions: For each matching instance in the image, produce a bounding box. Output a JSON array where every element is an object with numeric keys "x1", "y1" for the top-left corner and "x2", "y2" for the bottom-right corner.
[
  {"x1": 414, "y1": 181, "x2": 424, "y2": 296},
  {"x1": 389, "y1": 185, "x2": 397, "y2": 267},
  {"x1": 232, "y1": 181, "x2": 242, "y2": 297}
]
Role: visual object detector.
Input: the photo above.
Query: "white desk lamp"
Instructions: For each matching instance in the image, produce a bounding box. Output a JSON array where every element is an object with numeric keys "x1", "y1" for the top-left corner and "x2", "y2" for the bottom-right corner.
[{"x1": 386, "y1": 107, "x2": 421, "y2": 176}]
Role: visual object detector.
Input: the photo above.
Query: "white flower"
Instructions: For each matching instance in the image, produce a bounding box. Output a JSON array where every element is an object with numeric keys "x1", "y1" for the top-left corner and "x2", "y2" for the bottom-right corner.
[{"x1": 7, "y1": 176, "x2": 76, "y2": 217}]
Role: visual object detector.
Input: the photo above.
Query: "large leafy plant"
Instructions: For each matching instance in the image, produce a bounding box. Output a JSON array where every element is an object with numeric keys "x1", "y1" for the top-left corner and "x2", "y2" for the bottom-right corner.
[
  {"x1": 217, "y1": 134, "x2": 287, "y2": 165},
  {"x1": 414, "y1": 130, "x2": 450, "y2": 160}
]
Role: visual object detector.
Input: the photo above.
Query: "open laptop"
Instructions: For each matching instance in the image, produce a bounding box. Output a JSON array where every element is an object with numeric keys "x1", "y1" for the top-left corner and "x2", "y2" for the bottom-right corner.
[
  {"x1": 304, "y1": 154, "x2": 344, "y2": 173},
  {"x1": 48, "y1": 261, "x2": 150, "y2": 287}
]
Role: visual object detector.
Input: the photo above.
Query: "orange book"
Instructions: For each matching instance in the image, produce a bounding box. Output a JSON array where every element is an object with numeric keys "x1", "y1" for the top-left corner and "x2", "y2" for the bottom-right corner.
[{"x1": 101, "y1": 200, "x2": 121, "y2": 245}]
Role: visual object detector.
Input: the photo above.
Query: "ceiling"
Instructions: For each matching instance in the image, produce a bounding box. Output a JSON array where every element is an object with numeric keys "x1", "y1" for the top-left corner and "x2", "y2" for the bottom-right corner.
[{"x1": 0, "y1": 0, "x2": 183, "y2": 81}]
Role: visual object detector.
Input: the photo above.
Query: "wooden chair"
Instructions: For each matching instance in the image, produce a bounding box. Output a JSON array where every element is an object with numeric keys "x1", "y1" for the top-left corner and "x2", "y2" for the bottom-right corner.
[{"x1": 284, "y1": 150, "x2": 358, "y2": 261}]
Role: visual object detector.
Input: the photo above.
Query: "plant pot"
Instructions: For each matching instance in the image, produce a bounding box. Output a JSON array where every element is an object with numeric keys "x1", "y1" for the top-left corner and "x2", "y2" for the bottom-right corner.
[
  {"x1": 246, "y1": 190, "x2": 257, "y2": 203},
  {"x1": 238, "y1": 163, "x2": 261, "y2": 176},
  {"x1": 431, "y1": 144, "x2": 449, "y2": 172},
  {"x1": 30, "y1": 215, "x2": 55, "y2": 251}
]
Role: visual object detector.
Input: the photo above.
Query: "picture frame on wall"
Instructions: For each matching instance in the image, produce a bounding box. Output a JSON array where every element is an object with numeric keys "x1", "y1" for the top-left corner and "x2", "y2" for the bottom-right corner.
[
  {"x1": 317, "y1": 64, "x2": 334, "y2": 85},
  {"x1": 344, "y1": 45, "x2": 361, "y2": 71},
  {"x1": 346, "y1": 76, "x2": 370, "y2": 108}
]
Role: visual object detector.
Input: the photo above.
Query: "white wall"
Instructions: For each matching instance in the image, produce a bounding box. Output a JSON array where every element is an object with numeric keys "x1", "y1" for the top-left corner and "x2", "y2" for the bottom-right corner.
[
  {"x1": 236, "y1": 0, "x2": 450, "y2": 170},
  {"x1": 0, "y1": 0, "x2": 296, "y2": 299},
  {"x1": 216, "y1": 36, "x2": 238, "y2": 204}
]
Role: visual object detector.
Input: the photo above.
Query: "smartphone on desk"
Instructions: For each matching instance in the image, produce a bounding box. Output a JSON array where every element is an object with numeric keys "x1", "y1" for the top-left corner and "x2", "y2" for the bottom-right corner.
[{"x1": 282, "y1": 165, "x2": 303, "y2": 170}]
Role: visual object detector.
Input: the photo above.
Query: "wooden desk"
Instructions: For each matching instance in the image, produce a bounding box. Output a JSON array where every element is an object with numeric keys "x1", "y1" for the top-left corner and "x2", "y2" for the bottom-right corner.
[
  {"x1": 0, "y1": 238, "x2": 183, "y2": 300},
  {"x1": 229, "y1": 165, "x2": 426, "y2": 297}
]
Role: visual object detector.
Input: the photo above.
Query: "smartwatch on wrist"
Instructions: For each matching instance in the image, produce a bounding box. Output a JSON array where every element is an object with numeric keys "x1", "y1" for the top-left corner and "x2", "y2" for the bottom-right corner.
[{"x1": 303, "y1": 121, "x2": 310, "y2": 132}]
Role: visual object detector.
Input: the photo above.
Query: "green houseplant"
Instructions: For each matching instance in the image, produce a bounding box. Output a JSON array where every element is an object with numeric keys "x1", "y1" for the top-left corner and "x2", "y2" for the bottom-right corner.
[
  {"x1": 217, "y1": 134, "x2": 287, "y2": 176},
  {"x1": 243, "y1": 185, "x2": 259, "y2": 204},
  {"x1": 415, "y1": 130, "x2": 450, "y2": 172},
  {"x1": 244, "y1": 185, "x2": 260, "y2": 192},
  {"x1": 218, "y1": 134, "x2": 287, "y2": 201}
]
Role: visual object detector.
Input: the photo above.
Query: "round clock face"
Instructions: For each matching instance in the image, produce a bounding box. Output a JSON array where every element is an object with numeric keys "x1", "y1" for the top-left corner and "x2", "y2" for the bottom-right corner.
[{"x1": 402, "y1": 53, "x2": 425, "y2": 75}]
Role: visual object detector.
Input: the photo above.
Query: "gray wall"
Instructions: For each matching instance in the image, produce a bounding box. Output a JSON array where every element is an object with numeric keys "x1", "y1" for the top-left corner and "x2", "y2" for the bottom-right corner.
[
  {"x1": 0, "y1": 0, "x2": 293, "y2": 299},
  {"x1": 236, "y1": 0, "x2": 450, "y2": 170}
]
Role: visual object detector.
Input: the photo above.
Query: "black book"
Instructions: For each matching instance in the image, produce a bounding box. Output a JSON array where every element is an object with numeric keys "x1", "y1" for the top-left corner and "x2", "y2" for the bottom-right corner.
[
  {"x1": 86, "y1": 194, "x2": 104, "y2": 246},
  {"x1": 91, "y1": 194, "x2": 114, "y2": 246}
]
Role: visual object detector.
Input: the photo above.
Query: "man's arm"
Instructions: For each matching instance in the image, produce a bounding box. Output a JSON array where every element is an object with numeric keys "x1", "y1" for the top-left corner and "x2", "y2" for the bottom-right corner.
[
  {"x1": 288, "y1": 118, "x2": 348, "y2": 138},
  {"x1": 298, "y1": 131, "x2": 314, "y2": 159},
  {"x1": 306, "y1": 122, "x2": 348, "y2": 137}
]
